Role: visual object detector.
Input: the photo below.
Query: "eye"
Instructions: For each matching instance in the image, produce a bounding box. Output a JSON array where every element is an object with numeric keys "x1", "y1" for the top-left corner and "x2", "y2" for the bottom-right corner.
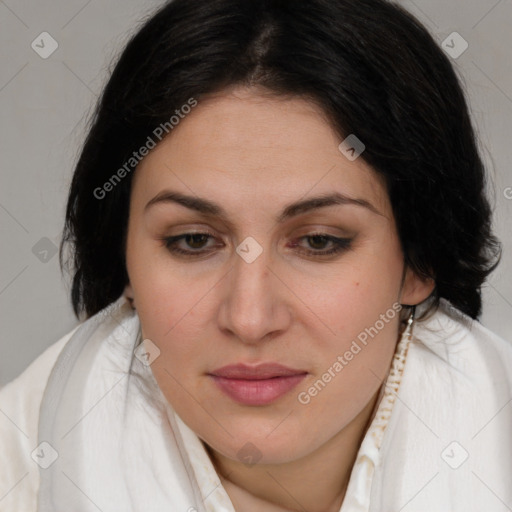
[
  {"x1": 162, "y1": 232, "x2": 217, "y2": 256},
  {"x1": 290, "y1": 233, "x2": 353, "y2": 257},
  {"x1": 161, "y1": 231, "x2": 353, "y2": 259}
]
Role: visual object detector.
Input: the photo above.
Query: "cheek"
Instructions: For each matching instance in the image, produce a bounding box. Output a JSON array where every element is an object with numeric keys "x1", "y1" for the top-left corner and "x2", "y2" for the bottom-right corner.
[
  {"x1": 129, "y1": 265, "x2": 217, "y2": 393},
  {"x1": 300, "y1": 246, "x2": 403, "y2": 396},
  {"x1": 126, "y1": 228, "x2": 201, "y2": 334},
  {"x1": 315, "y1": 248, "x2": 403, "y2": 337},
  {"x1": 135, "y1": 271, "x2": 219, "y2": 343},
  {"x1": 292, "y1": 282, "x2": 402, "y2": 445}
]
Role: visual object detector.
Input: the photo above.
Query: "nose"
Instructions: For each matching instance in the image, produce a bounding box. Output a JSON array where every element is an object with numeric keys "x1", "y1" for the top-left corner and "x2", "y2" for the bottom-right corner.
[{"x1": 217, "y1": 245, "x2": 291, "y2": 345}]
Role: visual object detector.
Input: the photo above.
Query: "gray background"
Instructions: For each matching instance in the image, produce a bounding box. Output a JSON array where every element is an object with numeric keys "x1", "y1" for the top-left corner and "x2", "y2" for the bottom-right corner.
[{"x1": 1, "y1": 0, "x2": 511, "y2": 387}]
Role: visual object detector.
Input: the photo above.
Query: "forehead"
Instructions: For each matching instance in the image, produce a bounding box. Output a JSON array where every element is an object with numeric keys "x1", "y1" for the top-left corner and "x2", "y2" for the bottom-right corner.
[{"x1": 132, "y1": 86, "x2": 390, "y2": 218}]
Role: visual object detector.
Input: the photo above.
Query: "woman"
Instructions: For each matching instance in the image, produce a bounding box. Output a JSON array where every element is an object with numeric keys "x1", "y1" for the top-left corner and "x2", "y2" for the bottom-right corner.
[{"x1": 1, "y1": 0, "x2": 511, "y2": 510}]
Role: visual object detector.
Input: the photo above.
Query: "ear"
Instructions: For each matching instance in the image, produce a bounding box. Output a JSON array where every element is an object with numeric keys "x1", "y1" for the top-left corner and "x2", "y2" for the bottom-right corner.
[
  {"x1": 400, "y1": 266, "x2": 435, "y2": 306},
  {"x1": 124, "y1": 282, "x2": 135, "y2": 309}
]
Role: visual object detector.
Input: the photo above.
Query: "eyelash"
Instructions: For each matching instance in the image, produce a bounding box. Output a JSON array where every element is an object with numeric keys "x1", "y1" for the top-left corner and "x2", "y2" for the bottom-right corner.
[{"x1": 161, "y1": 232, "x2": 352, "y2": 258}]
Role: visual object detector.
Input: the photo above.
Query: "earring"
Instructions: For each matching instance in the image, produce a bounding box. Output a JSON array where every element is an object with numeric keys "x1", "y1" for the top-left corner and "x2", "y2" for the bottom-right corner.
[{"x1": 404, "y1": 305, "x2": 416, "y2": 340}]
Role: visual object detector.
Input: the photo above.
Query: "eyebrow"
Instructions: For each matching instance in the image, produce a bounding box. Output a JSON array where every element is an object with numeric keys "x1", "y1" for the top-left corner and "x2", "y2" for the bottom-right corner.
[{"x1": 144, "y1": 190, "x2": 383, "y2": 223}]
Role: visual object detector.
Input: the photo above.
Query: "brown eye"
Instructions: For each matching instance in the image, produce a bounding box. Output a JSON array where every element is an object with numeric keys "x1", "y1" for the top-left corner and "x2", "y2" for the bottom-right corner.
[
  {"x1": 290, "y1": 233, "x2": 353, "y2": 257},
  {"x1": 163, "y1": 232, "x2": 218, "y2": 256},
  {"x1": 162, "y1": 232, "x2": 352, "y2": 259},
  {"x1": 307, "y1": 235, "x2": 330, "y2": 250},
  {"x1": 183, "y1": 233, "x2": 210, "y2": 249}
]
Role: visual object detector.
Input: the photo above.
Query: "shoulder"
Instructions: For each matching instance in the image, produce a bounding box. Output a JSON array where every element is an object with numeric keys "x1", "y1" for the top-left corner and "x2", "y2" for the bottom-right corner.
[
  {"x1": 0, "y1": 325, "x2": 79, "y2": 512},
  {"x1": 411, "y1": 298, "x2": 512, "y2": 378},
  {"x1": 404, "y1": 298, "x2": 512, "y2": 417},
  {"x1": 373, "y1": 300, "x2": 512, "y2": 510}
]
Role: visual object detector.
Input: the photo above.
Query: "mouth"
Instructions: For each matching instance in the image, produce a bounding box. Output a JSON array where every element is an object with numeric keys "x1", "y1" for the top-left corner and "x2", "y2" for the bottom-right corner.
[{"x1": 208, "y1": 363, "x2": 308, "y2": 406}]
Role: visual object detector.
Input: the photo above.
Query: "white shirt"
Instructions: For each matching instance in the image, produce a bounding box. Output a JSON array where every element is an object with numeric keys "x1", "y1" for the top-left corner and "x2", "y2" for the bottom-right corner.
[{"x1": 1, "y1": 296, "x2": 511, "y2": 511}]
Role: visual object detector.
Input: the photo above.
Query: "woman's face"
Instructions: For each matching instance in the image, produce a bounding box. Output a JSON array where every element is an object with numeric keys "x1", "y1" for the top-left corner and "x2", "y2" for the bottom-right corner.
[{"x1": 125, "y1": 86, "x2": 432, "y2": 464}]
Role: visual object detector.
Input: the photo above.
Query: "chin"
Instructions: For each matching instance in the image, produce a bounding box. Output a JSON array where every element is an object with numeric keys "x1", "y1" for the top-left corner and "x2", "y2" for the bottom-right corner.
[{"x1": 201, "y1": 422, "x2": 320, "y2": 466}]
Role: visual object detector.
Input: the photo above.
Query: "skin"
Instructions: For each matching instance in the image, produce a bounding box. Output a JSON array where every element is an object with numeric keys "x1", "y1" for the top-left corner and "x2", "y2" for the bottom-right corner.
[{"x1": 124, "y1": 85, "x2": 434, "y2": 512}]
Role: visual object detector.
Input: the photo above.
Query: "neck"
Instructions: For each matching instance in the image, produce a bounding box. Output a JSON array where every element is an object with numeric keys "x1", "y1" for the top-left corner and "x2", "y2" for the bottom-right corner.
[{"x1": 206, "y1": 387, "x2": 382, "y2": 512}]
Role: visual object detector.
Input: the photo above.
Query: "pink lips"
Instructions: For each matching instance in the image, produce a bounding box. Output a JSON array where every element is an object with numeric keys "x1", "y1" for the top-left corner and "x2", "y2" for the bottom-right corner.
[{"x1": 208, "y1": 363, "x2": 307, "y2": 406}]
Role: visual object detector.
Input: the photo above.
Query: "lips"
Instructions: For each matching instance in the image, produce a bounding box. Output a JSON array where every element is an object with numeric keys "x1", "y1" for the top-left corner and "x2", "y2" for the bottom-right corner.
[{"x1": 208, "y1": 363, "x2": 308, "y2": 406}]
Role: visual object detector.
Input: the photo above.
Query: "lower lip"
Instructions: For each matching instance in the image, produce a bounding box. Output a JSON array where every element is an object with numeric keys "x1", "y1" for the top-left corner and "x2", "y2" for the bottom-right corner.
[{"x1": 210, "y1": 374, "x2": 307, "y2": 406}]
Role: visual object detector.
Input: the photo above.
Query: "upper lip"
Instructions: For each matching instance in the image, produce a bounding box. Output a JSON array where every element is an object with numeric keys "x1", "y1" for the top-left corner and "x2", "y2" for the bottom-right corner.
[{"x1": 209, "y1": 363, "x2": 307, "y2": 380}]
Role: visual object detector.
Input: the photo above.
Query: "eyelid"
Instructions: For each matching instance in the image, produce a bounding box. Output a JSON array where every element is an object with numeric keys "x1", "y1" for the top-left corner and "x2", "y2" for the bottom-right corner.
[
  {"x1": 161, "y1": 230, "x2": 353, "y2": 258},
  {"x1": 160, "y1": 225, "x2": 351, "y2": 245}
]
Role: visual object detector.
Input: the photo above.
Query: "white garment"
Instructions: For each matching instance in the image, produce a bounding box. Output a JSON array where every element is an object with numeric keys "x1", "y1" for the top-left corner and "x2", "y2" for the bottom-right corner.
[{"x1": 1, "y1": 296, "x2": 511, "y2": 511}]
